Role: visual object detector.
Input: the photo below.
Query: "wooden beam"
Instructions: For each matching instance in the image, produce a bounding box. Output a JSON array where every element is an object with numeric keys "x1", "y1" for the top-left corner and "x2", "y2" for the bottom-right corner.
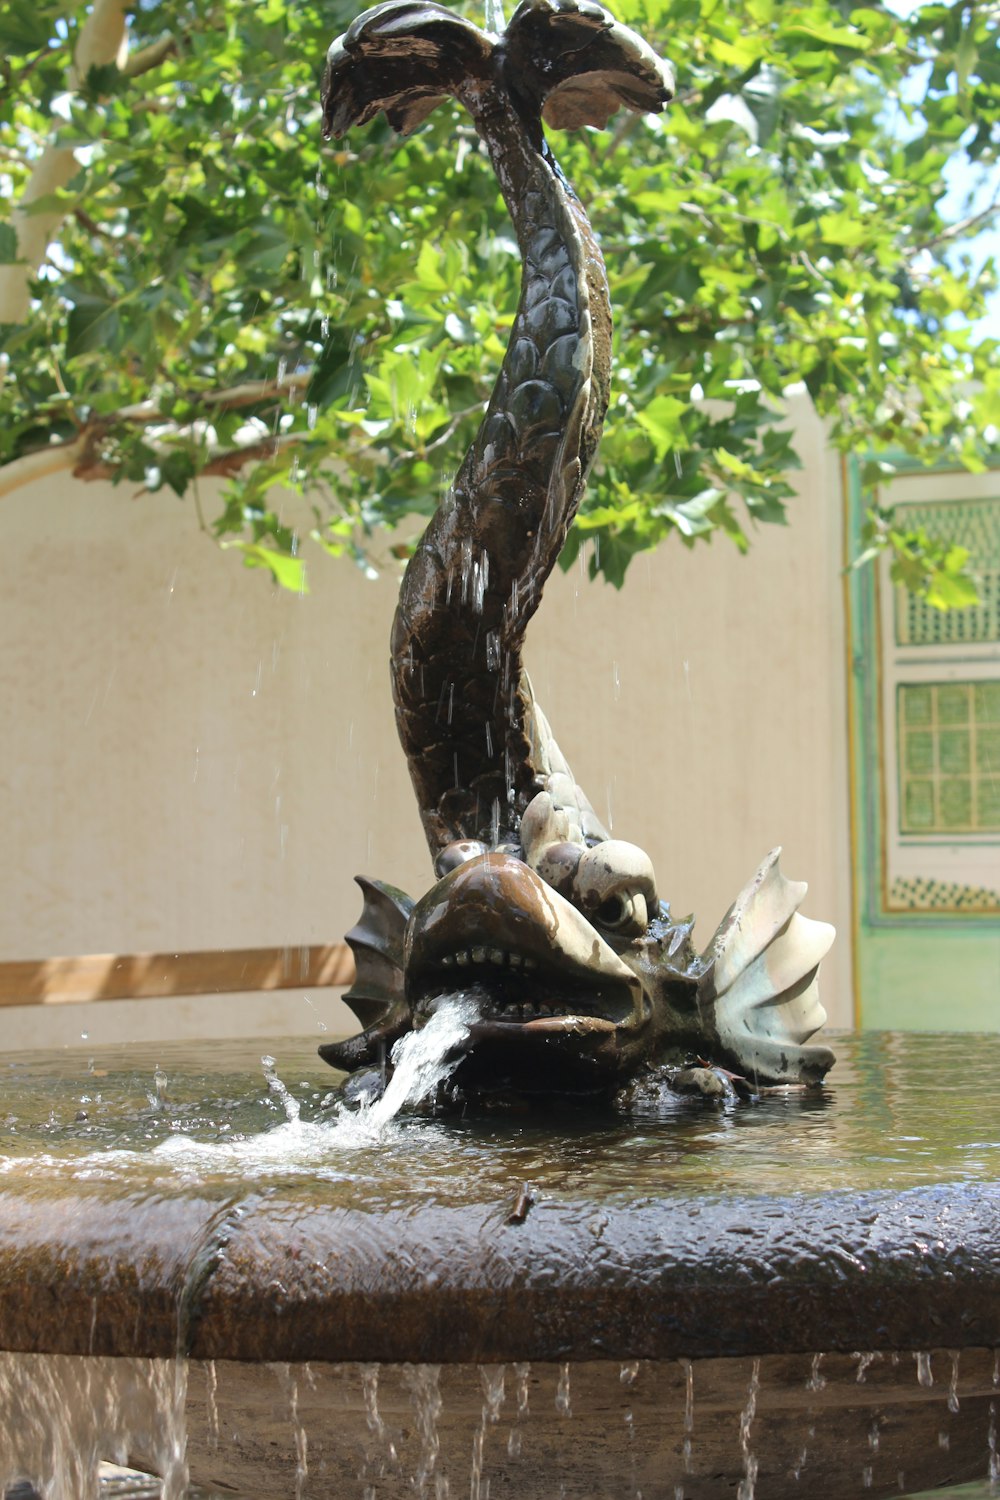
[{"x1": 0, "y1": 944, "x2": 355, "y2": 1008}]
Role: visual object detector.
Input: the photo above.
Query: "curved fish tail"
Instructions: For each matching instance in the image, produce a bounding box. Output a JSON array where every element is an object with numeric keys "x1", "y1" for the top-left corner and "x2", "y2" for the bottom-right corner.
[{"x1": 696, "y1": 848, "x2": 836, "y2": 1086}]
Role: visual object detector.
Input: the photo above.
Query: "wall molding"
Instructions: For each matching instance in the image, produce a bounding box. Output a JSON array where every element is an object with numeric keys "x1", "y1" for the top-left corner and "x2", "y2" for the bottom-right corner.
[{"x1": 0, "y1": 945, "x2": 355, "y2": 1008}]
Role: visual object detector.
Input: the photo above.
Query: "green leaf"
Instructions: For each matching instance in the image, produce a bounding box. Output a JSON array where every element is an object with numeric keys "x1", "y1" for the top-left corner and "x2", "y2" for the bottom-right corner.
[
  {"x1": 222, "y1": 541, "x2": 309, "y2": 593},
  {"x1": 0, "y1": 0, "x2": 51, "y2": 52},
  {"x1": 635, "y1": 394, "x2": 687, "y2": 461},
  {"x1": 65, "y1": 293, "x2": 121, "y2": 358},
  {"x1": 0, "y1": 224, "x2": 18, "y2": 265},
  {"x1": 415, "y1": 240, "x2": 448, "y2": 292},
  {"x1": 926, "y1": 571, "x2": 980, "y2": 610},
  {"x1": 780, "y1": 15, "x2": 868, "y2": 51}
]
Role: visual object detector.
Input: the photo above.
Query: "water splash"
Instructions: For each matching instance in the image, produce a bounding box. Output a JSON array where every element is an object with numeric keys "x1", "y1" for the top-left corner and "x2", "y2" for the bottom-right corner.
[
  {"x1": 484, "y1": 0, "x2": 506, "y2": 34},
  {"x1": 145, "y1": 1069, "x2": 169, "y2": 1112},
  {"x1": 262, "y1": 1054, "x2": 301, "y2": 1123}
]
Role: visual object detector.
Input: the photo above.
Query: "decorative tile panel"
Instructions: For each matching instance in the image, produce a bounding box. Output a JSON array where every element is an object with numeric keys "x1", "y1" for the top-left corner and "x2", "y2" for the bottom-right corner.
[
  {"x1": 894, "y1": 499, "x2": 1000, "y2": 646},
  {"x1": 897, "y1": 681, "x2": 1000, "y2": 834}
]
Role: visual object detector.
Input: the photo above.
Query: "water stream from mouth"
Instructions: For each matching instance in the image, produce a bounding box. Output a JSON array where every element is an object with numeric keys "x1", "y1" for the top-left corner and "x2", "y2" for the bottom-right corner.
[{"x1": 366, "y1": 996, "x2": 478, "y2": 1126}]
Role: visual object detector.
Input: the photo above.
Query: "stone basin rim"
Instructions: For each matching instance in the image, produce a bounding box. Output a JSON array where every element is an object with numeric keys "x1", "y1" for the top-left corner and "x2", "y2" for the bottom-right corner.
[{"x1": 0, "y1": 1180, "x2": 997, "y2": 1365}]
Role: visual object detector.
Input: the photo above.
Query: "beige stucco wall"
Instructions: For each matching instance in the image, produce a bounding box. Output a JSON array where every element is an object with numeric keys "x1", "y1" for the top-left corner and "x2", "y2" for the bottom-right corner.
[{"x1": 1, "y1": 389, "x2": 853, "y2": 1049}]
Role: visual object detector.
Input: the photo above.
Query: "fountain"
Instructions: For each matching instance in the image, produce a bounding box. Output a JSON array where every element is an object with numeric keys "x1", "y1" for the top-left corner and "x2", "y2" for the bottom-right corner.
[{"x1": 2, "y1": 3, "x2": 999, "y2": 1498}]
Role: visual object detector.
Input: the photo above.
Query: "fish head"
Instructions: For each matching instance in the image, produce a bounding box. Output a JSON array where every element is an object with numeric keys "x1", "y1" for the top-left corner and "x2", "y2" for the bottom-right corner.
[{"x1": 402, "y1": 844, "x2": 689, "y2": 1093}]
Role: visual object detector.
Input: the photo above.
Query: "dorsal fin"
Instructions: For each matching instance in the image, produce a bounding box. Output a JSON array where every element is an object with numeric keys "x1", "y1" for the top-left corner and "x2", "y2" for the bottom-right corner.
[{"x1": 341, "y1": 876, "x2": 414, "y2": 1029}]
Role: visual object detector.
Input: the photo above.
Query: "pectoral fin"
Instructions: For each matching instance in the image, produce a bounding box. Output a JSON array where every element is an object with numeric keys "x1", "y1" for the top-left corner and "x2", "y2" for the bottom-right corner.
[{"x1": 698, "y1": 849, "x2": 836, "y2": 1085}]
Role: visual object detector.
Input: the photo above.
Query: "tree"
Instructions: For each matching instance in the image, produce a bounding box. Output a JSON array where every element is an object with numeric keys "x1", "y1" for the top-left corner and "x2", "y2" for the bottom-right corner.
[{"x1": 1, "y1": 0, "x2": 997, "y2": 597}]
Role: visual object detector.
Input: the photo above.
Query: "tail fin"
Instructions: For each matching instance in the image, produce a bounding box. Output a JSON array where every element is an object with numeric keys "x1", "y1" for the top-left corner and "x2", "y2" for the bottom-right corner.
[
  {"x1": 503, "y1": 0, "x2": 674, "y2": 130},
  {"x1": 698, "y1": 849, "x2": 836, "y2": 1085},
  {"x1": 322, "y1": 2, "x2": 493, "y2": 138}
]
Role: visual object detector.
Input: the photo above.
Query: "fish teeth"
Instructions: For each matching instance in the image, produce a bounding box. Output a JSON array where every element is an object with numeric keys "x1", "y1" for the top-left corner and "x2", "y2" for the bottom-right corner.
[
  {"x1": 455, "y1": 951, "x2": 470, "y2": 966},
  {"x1": 471, "y1": 947, "x2": 487, "y2": 964}
]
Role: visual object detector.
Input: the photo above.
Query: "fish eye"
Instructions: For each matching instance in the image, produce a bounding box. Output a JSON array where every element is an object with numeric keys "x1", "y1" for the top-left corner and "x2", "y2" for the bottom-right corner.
[
  {"x1": 594, "y1": 891, "x2": 647, "y2": 936},
  {"x1": 434, "y1": 839, "x2": 489, "y2": 877}
]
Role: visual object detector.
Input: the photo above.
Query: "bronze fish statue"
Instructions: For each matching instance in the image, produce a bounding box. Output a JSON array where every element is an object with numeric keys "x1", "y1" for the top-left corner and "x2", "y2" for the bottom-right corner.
[{"x1": 318, "y1": 0, "x2": 835, "y2": 1103}]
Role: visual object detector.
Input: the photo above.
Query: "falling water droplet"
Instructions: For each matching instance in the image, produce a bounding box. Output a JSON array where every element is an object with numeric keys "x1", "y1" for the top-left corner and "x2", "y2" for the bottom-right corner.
[
  {"x1": 514, "y1": 1362, "x2": 531, "y2": 1418},
  {"x1": 736, "y1": 1358, "x2": 760, "y2": 1500},
  {"x1": 404, "y1": 1365, "x2": 443, "y2": 1493},
  {"x1": 947, "y1": 1350, "x2": 960, "y2": 1413},
  {"x1": 681, "y1": 1357, "x2": 694, "y2": 1474},
  {"x1": 271, "y1": 1364, "x2": 309, "y2": 1500},
  {"x1": 555, "y1": 1363, "x2": 572, "y2": 1416},
  {"x1": 806, "y1": 1353, "x2": 826, "y2": 1392},
  {"x1": 915, "y1": 1351, "x2": 934, "y2": 1389},
  {"x1": 205, "y1": 1361, "x2": 219, "y2": 1450}
]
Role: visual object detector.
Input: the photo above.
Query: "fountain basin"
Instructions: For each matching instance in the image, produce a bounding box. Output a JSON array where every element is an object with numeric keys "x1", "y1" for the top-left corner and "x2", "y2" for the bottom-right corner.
[
  {"x1": 1, "y1": 1177, "x2": 999, "y2": 1365},
  {"x1": 1, "y1": 1032, "x2": 999, "y2": 1497}
]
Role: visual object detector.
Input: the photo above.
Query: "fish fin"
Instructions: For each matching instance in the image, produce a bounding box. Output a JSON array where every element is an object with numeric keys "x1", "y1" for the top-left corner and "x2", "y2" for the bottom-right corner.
[
  {"x1": 698, "y1": 849, "x2": 836, "y2": 1085},
  {"x1": 524, "y1": 675, "x2": 609, "y2": 845},
  {"x1": 319, "y1": 877, "x2": 415, "y2": 1073},
  {"x1": 322, "y1": 3, "x2": 493, "y2": 139},
  {"x1": 342, "y1": 876, "x2": 414, "y2": 1031},
  {"x1": 504, "y1": 0, "x2": 674, "y2": 131}
]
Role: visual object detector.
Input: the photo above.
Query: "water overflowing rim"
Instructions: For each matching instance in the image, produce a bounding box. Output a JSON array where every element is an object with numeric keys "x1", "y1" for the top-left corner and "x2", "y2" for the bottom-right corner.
[{"x1": 0, "y1": 1180, "x2": 998, "y2": 1364}]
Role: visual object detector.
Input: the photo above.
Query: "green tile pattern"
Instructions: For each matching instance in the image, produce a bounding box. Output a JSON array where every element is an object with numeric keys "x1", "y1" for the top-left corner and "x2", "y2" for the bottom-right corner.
[
  {"x1": 898, "y1": 680, "x2": 1000, "y2": 833},
  {"x1": 889, "y1": 876, "x2": 1000, "y2": 912},
  {"x1": 894, "y1": 498, "x2": 1000, "y2": 646}
]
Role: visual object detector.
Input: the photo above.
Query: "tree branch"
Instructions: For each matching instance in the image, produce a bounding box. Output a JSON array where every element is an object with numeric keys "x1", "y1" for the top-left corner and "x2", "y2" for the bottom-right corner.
[
  {"x1": 122, "y1": 34, "x2": 176, "y2": 78},
  {"x1": 0, "y1": 0, "x2": 137, "y2": 325},
  {"x1": 0, "y1": 379, "x2": 314, "y2": 500},
  {"x1": 915, "y1": 187, "x2": 1000, "y2": 252}
]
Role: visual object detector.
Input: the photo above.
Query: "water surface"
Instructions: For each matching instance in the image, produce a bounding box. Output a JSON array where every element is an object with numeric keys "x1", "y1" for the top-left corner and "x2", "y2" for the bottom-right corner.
[{"x1": 2, "y1": 1030, "x2": 998, "y2": 1207}]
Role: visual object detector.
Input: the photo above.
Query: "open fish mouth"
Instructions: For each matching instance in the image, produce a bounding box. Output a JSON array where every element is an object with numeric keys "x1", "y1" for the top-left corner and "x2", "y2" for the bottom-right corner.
[{"x1": 405, "y1": 853, "x2": 646, "y2": 1054}]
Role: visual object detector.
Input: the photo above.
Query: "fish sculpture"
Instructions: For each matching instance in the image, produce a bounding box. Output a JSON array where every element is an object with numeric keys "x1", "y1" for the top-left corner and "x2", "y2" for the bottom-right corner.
[{"x1": 318, "y1": 0, "x2": 836, "y2": 1102}]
